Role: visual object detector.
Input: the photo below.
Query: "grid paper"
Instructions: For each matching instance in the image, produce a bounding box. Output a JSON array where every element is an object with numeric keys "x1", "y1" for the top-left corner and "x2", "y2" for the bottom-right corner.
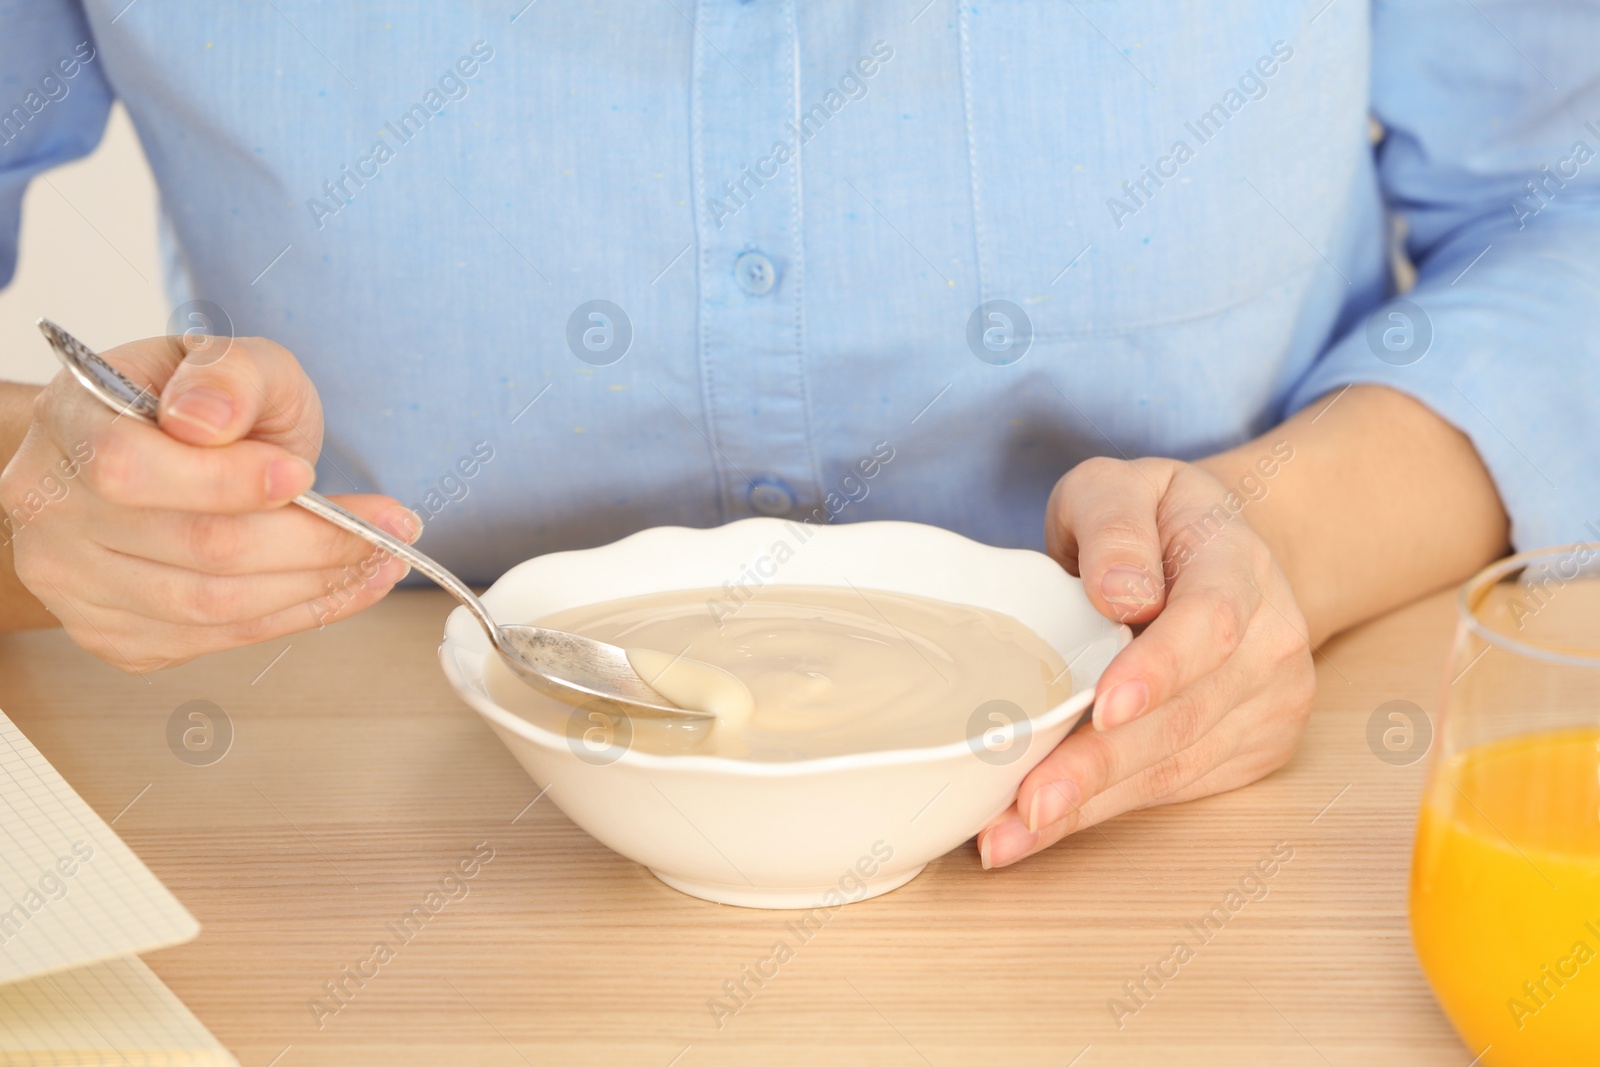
[
  {"x1": 0, "y1": 955, "x2": 236, "y2": 1066},
  {"x1": 0, "y1": 708, "x2": 198, "y2": 985}
]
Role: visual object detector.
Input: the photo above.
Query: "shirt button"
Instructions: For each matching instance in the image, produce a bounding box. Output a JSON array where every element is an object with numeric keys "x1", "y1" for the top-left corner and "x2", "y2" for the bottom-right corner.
[
  {"x1": 733, "y1": 251, "x2": 777, "y2": 296},
  {"x1": 747, "y1": 477, "x2": 795, "y2": 516}
]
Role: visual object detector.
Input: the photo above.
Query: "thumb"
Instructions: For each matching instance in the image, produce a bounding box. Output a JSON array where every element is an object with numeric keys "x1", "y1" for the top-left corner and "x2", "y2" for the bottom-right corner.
[
  {"x1": 155, "y1": 335, "x2": 324, "y2": 459},
  {"x1": 1046, "y1": 458, "x2": 1170, "y2": 625}
]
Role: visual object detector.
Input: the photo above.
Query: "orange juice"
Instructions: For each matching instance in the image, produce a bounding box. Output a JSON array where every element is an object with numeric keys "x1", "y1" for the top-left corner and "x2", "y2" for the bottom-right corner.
[{"x1": 1410, "y1": 728, "x2": 1600, "y2": 1065}]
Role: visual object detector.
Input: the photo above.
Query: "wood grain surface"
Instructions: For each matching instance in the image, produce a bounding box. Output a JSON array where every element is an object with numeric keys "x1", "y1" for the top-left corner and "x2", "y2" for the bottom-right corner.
[{"x1": 0, "y1": 587, "x2": 1476, "y2": 1065}]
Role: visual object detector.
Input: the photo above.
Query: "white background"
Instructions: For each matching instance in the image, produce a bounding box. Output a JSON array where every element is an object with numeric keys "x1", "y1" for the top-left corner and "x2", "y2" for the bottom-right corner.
[{"x1": 0, "y1": 104, "x2": 164, "y2": 384}]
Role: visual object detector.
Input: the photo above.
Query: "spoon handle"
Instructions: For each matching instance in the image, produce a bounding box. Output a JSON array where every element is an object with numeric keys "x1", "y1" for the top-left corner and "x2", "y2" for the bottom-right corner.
[{"x1": 290, "y1": 490, "x2": 498, "y2": 638}]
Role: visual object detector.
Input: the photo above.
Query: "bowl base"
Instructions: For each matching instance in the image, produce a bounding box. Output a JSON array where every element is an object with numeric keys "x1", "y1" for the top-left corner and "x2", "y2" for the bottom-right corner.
[{"x1": 649, "y1": 864, "x2": 927, "y2": 910}]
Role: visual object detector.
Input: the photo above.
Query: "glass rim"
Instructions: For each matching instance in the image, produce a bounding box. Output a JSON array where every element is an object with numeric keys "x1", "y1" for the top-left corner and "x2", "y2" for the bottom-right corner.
[{"x1": 1457, "y1": 543, "x2": 1600, "y2": 671}]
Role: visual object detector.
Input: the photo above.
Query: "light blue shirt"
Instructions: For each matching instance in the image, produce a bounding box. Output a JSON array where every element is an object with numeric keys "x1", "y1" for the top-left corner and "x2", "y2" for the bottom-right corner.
[{"x1": 4, "y1": 2, "x2": 1598, "y2": 582}]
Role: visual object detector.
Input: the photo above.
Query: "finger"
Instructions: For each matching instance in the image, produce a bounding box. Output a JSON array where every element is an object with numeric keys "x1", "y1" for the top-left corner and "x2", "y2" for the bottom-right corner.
[
  {"x1": 1046, "y1": 457, "x2": 1170, "y2": 625},
  {"x1": 83, "y1": 494, "x2": 420, "y2": 575},
  {"x1": 41, "y1": 374, "x2": 316, "y2": 512},
  {"x1": 39, "y1": 334, "x2": 321, "y2": 457},
  {"x1": 1010, "y1": 594, "x2": 1313, "y2": 842},
  {"x1": 979, "y1": 744, "x2": 1281, "y2": 870},
  {"x1": 157, "y1": 335, "x2": 324, "y2": 455},
  {"x1": 1087, "y1": 526, "x2": 1265, "y2": 733},
  {"x1": 977, "y1": 800, "x2": 1025, "y2": 870},
  {"x1": 983, "y1": 686, "x2": 1308, "y2": 869},
  {"x1": 66, "y1": 538, "x2": 410, "y2": 628},
  {"x1": 68, "y1": 413, "x2": 316, "y2": 513},
  {"x1": 1018, "y1": 663, "x2": 1248, "y2": 832},
  {"x1": 49, "y1": 560, "x2": 407, "y2": 673}
]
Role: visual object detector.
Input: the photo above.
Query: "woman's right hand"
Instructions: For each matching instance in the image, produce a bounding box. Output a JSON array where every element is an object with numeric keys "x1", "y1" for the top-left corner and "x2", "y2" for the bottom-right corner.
[{"x1": 0, "y1": 334, "x2": 420, "y2": 672}]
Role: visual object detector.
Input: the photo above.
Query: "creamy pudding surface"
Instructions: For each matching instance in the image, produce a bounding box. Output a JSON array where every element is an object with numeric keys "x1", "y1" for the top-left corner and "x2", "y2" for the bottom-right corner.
[{"x1": 483, "y1": 584, "x2": 1074, "y2": 761}]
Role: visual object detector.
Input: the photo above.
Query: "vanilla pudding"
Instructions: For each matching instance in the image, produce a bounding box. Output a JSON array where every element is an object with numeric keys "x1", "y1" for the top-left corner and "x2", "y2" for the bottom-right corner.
[{"x1": 483, "y1": 583, "x2": 1073, "y2": 761}]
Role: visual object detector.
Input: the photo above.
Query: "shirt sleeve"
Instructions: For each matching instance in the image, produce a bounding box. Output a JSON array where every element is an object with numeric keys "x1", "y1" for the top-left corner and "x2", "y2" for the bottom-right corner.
[
  {"x1": 0, "y1": 1, "x2": 113, "y2": 290},
  {"x1": 1285, "y1": 1, "x2": 1600, "y2": 552}
]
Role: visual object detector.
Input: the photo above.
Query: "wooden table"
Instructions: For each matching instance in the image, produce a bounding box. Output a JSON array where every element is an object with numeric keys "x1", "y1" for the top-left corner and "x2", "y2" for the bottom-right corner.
[{"x1": 0, "y1": 588, "x2": 1475, "y2": 1065}]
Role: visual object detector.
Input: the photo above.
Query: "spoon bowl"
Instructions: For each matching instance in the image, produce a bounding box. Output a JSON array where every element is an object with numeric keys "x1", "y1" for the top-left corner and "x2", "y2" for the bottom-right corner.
[
  {"x1": 38, "y1": 318, "x2": 706, "y2": 720},
  {"x1": 494, "y1": 622, "x2": 700, "y2": 717}
]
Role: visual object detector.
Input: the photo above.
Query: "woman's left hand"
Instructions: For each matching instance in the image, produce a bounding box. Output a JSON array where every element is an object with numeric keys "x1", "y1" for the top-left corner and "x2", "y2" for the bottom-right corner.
[{"x1": 978, "y1": 455, "x2": 1317, "y2": 869}]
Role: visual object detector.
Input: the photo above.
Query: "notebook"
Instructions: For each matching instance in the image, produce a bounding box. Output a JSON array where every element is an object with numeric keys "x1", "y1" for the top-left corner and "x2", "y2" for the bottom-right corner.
[{"x1": 0, "y1": 706, "x2": 236, "y2": 1064}]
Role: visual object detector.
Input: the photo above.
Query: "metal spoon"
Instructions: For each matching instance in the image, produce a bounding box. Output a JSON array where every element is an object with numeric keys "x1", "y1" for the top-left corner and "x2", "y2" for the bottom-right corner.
[{"x1": 38, "y1": 318, "x2": 709, "y2": 720}]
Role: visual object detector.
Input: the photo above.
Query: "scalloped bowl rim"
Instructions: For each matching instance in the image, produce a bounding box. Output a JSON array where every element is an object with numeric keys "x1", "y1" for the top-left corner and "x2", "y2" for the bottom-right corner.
[{"x1": 439, "y1": 519, "x2": 1129, "y2": 777}]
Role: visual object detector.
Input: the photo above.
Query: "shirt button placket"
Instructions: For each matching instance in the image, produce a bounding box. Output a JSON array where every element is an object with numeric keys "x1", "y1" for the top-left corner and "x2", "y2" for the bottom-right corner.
[{"x1": 691, "y1": 0, "x2": 817, "y2": 521}]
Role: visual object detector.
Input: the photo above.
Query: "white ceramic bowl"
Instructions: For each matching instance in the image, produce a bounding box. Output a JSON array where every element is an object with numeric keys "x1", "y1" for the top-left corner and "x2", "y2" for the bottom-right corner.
[{"x1": 439, "y1": 519, "x2": 1129, "y2": 909}]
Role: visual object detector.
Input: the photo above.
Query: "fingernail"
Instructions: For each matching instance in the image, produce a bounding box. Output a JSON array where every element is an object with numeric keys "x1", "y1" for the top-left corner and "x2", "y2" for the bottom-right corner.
[
  {"x1": 1095, "y1": 679, "x2": 1150, "y2": 730},
  {"x1": 1027, "y1": 779, "x2": 1082, "y2": 832},
  {"x1": 982, "y1": 820, "x2": 1039, "y2": 870},
  {"x1": 378, "y1": 506, "x2": 423, "y2": 543},
  {"x1": 164, "y1": 386, "x2": 235, "y2": 435},
  {"x1": 979, "y1": 834, "x2": 992, "y2": 870},
  {"x1": 1102, "y1": 564, "x2": 1160, "y2": 605},
  {"x1": 265, "y1": 456, "x2": 315, "y2": 502}
]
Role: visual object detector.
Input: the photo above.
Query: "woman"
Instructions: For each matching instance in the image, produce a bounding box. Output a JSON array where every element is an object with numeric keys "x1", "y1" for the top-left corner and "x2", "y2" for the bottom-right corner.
[{"x1": 1, "y1": 2, "x2": 1593, "y2": 869}]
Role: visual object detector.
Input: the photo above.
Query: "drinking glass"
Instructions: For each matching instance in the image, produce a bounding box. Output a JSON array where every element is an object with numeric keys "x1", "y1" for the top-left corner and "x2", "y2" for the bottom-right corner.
[{"x1": 1410, "y1": 545, "x2": 1600, "y2": 1065}]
